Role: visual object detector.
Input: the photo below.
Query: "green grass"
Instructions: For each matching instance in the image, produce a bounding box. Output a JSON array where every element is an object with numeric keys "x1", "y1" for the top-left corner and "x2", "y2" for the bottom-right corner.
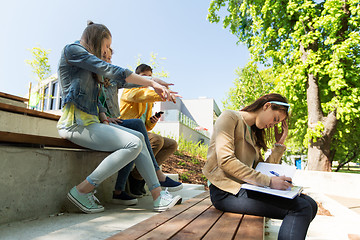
[
  {"x1": 175, "y1": 134, "x2": 208, "y2": 159},
  {"x1": 332, "y1": 165, "x2": 360, "y2": 174}
]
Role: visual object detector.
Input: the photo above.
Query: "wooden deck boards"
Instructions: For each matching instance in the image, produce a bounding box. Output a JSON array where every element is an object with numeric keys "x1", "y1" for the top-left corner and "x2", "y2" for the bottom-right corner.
[{"x1": 108, "y1": 192, "x2": 264, "y2": 240}]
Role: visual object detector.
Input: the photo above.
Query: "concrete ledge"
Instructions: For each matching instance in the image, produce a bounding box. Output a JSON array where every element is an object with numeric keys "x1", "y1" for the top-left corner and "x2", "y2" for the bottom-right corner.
[
  {"x1": 0, "y1": 110, "x2": 59, "y2": 138},
  {"x1": 0, "y1": 146, "x2": 115, "y2": 224},
  {"x1": 293, "y1": 170, "x2": 360, "y2": 198}
]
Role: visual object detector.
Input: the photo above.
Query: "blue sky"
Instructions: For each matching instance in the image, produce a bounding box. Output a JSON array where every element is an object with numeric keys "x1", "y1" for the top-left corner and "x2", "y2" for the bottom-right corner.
[{"x1": 0, "y1": 0, "x2": 249, "y2": 109}]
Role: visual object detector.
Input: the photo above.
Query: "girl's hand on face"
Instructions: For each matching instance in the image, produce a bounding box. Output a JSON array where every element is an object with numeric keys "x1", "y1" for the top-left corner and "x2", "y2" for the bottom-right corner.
[{"x1": 275, "y1": 120, "x2": 288, "y2": 144}]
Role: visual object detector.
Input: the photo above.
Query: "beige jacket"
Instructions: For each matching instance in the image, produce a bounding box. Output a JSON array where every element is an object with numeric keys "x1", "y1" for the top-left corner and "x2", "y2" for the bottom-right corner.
[{"x1": 202, "y1": 110, "x2": 286, "y2": 195}]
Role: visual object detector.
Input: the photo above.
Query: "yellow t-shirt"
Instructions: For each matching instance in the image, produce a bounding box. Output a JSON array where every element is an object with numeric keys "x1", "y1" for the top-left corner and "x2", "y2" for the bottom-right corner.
[{"x1": 57, "y1": 103, "x2": 100, "y2": 129}]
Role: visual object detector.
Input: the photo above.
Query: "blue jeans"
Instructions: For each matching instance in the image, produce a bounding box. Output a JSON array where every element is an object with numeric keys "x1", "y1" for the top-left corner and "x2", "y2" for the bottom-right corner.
[
  {"x1": 114, "y1": 119, "x2": 159, "y2": 191},
  {"x1": 209, "y1": 184, "x2": 317, "y2": 240},
  {"x1": 58, "y1": 122, "x2": 160, "y2": 191}
]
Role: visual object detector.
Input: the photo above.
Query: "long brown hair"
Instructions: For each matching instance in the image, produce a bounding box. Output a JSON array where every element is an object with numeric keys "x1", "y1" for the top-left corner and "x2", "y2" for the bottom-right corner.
[
  {"x1": 241, "y1": 93, "x2": 290, "y2": 151},
  {"x1": 80, "y1": 21, "x2": 112, "y2": 84},
  {"x1": 80, "y1": 21, "x2": 111, "y2": 58}
]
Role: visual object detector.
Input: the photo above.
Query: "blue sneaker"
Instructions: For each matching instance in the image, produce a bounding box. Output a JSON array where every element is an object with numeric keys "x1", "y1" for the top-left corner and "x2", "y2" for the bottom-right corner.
[
  {"x1": 112, "y1": 191, "x2": 138, "y2": 206},
  {"x1": 160, "y1": 176, "x2": 183, "y2": 192},
  {"x1": 67, "y1": 186, "x2": 104, "y2": 214},
  {"x1": 153, "y1": 189, "x2": 182, "y2": 212}
]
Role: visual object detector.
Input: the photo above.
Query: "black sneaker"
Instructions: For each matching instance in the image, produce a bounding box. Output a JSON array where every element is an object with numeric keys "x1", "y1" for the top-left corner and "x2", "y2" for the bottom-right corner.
[
  {"x1": 112, "y1": 191, "x2": 138, "y2": 206},
  {"x1": 128, "y1": 174, "x2": 146, "y2": 198},
  {"x1": 160, "y1": 176, "x2": 183, "y2": 192}
]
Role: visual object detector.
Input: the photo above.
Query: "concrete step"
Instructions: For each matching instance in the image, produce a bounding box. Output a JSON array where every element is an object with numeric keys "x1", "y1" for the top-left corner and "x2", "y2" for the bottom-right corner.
[
  {"x1": 0, "y1": 108, "x2": 59, "y2": 138},
  {"x1": 0, "y1": 183, "x2": 206, "y2": 240}
]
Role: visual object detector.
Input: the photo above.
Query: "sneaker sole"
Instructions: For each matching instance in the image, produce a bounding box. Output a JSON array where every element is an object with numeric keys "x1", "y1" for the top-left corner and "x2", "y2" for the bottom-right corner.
[
  {"x1": 111, "y1": 198, "x2": 138, "y2": 206},
  {"x1": 161, "y1": 184, "x2": 183, "y2": 192},
  {"x1": 153, "y1": 195, "x2": 182, "y2": 212},
  {"x1": 67, "y1": 192, "x2": 104, "y2": 214}
]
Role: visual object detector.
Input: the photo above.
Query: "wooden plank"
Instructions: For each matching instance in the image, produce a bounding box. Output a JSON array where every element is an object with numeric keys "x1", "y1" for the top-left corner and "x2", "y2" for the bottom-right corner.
[
  {"x1": 107, "y1": 192, "x2": 210, "y2": 240},
  {"x1": 0, "y1": 102, "x2": 60, "y2": 120},
  {"x1": 0, "y1": 131, "x2": 85, "y2": 149},
  {"x1": 202, "y1": 212, "x2": 244, "y2": 240},
  {"x1": 234, "y1": 215, "x2": 264, "y2": 240},
  {"x1": 0, "y1": 92, "x2": 28, "y2": 102},
  {"x1": 138, "y1": 198, "x2": 213, "y2": 240},
  {"x1": 170, "y1": 206, "x2": 223, "y2": 240}
]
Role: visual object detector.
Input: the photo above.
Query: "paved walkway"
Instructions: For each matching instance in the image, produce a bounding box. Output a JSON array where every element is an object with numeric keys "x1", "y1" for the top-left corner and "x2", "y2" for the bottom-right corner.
[
  {"x1": 0, "y1": 184, "x2": 206, "y2": 240},
  {"x1": 1, "y1": 183, "x2": 360, "y2": 240}
]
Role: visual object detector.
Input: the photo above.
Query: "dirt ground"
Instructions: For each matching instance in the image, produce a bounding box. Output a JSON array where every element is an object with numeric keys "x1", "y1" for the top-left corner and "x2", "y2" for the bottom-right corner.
[{"x1": 162, "y1": 152, "x2": 331, "y2": 216}]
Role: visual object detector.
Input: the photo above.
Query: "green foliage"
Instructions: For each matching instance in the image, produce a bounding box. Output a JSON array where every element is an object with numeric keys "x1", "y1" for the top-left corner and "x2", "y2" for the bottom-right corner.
[
  {"x1": 201, "y1": 174, "x2": 208, "y2": 181},
  {"x1": 303, "y1": 122, "x2": 325, "y2": 146},
  {"x1": 26, "y1": 47, "x2": 51, "y2": 83},
  {"x1": 209, "y1": 0, "x2": 360, "y2": 167},
  {"x1": 177, "y1": 160, "x2": 186, "y2": 166},
  {"x1": 223, "y1": 62, "x2": 276, "y2": 110},
  {"x1": 26, "y1": 47, "x2": 51, "y2": 109},
  {"x1": 175, "y1": 134, "x2": 208, "y2": 159},
  {"x1": 128, "y1": 52, "x2": 169, "y2": 79},
  {"x1": 179, "y1": 172, "x2": 190, "y2": 181}
]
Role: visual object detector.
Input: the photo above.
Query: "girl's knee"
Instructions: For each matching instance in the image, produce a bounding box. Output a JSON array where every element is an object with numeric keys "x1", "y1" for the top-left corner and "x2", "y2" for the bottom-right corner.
[
  {"x1": 297, "y1": 195, "x2": 317, "y2": 220},
  {"x1": 126, "y1": 136, "x2": 143, "y2": 152}
]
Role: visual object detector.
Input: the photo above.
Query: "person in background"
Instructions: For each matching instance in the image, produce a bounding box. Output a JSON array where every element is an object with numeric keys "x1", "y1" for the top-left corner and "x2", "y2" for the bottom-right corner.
[
  {"x1": 99, "y1": 49, "x2": 182, "y2": 205},
  {"x1": 203, "y1": 93, "x2": 317, "y2": 240},
  {"x1": 57, "y1": 21, "x2": 181, "y2": 213},
  {"x1": 119, "y1": 64, "x2": 183, "y2": 197}
]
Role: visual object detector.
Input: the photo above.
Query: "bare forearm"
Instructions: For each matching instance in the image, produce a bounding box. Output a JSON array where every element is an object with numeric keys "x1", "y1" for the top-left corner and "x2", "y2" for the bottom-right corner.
[{"x1": 125, "y1": 73, "x2": 155, "y2": 88}]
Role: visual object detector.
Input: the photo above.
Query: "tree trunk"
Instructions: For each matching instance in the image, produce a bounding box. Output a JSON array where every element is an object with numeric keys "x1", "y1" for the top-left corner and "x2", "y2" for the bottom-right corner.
[{"x1": 300, "y1": 43, "x2": 338, "y2": 171}]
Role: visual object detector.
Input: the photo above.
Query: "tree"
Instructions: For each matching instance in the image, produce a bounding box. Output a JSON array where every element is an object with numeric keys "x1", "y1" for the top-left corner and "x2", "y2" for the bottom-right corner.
[
  {"x1": 223, "y1": 62, "x2": 275, "y2": 110},
  {"x1": 208, "y1": 0, "x2": 360, "y2": 171},
  {"x1": 26, "y1": 47, "x2": 51, "y2": 109},
  {"x1": 128, "y1": 52, "x2": 169, "y2": 79}
]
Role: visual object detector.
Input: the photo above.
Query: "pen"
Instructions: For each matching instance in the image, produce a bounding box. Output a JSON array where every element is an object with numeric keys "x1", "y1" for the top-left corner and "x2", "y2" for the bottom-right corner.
[{"x1": 269, "y1": 171, "x2": 293, "y2": 184}]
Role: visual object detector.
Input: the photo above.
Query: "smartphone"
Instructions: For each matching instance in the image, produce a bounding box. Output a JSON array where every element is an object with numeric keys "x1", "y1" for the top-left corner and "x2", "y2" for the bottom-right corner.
[{"x1": 155, "y1": 111, "x2": 164, "y2": 118}]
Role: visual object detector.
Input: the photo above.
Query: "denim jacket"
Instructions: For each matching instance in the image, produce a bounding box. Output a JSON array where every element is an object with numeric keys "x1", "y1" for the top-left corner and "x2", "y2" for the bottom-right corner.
[
  {"x1": 58, "y1": 41, "x2": 133, "y2": 115},
  {"x1": 99, "y1": 80, "x2": 139, "y2": 118}
]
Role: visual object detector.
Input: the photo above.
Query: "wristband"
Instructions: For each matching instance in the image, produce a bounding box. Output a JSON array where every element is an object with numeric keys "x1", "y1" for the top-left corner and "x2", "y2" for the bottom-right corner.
[
  {"x1": 102, "y1": 119, "x2": 109, "y2": 124},
  {"x1": 275, "y1": 143, "x2": 285, "y2": 147}
]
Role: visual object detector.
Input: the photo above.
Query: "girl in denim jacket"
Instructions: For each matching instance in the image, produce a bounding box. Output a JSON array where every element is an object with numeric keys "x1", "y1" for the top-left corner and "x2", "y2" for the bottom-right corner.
[{"x1": 57, "y1": 21, "x2": 181, "y2": 213}]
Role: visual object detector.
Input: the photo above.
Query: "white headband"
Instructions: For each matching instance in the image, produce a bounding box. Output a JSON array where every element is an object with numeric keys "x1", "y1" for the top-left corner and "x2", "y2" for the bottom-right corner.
[{"x1": 268, "y1": 101, "x2": 290, "y2": 112}]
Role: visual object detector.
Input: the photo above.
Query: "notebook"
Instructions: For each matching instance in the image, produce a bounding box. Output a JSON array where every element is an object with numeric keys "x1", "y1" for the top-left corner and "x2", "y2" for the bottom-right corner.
[{"x1": 241, "y1": 162, "x2": 303, "y2": 199}]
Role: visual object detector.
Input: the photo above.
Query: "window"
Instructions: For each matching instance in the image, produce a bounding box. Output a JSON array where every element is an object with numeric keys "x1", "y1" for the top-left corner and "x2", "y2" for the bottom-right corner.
[
  {"x1": 50, "y1": 81, "x2": 58, "y2": 110},
  {"x1": 43, "y1": 87, "x2": 49, "y2": 111}
]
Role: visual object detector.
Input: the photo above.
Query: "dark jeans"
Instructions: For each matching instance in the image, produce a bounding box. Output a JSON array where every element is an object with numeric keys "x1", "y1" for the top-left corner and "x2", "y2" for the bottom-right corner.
[
  {"x1": 209, "y1": 184, "x2": 317, "y2": 240},
  {"x1": 114, "y1": 119, "x2": 159, "y2": 191}
]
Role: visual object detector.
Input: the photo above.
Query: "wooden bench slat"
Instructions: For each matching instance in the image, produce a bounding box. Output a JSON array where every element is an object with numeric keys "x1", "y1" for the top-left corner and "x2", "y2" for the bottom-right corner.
[
  {"x1": 0, "y1": 92, "x2": 28, "y2": 102},
  {"x1": 107, "y1": 192, "x2": 210, "y2": 240},
  {"x1": 138, "y1": 198, "x2": 213, "y2": 240},
  {"x1": 202, "y1": 212, "x2": 243, "y2": 240},
  {"x1": 234, "y1": 215, "x2": 264, "y2": 240},
  {"x1": 107, "y1": 191, "x2": 265, "y2": 240},
  {"x1": 0, "y1": 131, "x2": 85, "y2": 149},
  {"x1": 170, "y1": 206, "x2": 223, "y2": 240}
]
